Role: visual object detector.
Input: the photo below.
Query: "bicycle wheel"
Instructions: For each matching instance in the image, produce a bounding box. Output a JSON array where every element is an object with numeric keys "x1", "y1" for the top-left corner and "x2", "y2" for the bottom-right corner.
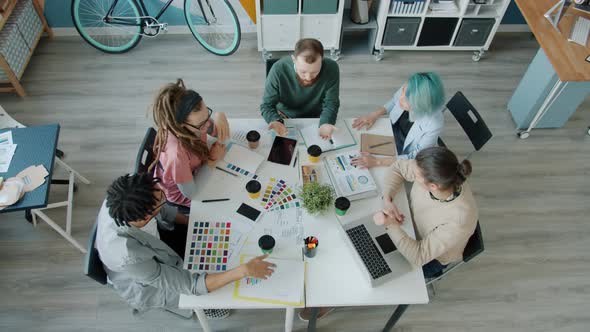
[
  {"x1": 184, "y1": 0, "x2": 241, "y2": 56},
  {"x1": 71, "y1": 0, "x2": 143, "y2": 54}
]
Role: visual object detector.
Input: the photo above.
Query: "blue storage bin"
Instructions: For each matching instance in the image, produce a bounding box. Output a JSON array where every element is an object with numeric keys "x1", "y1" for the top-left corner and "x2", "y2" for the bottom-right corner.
[
  {"x1": 263, "y1": 0, "x2": 298, "y2": 15},
  {"x1": 0, "y1": 22, "x2": 29, "y2": 80},
  {"x1": 303, "y1": 0, "x2": 339, "y2": 14}
]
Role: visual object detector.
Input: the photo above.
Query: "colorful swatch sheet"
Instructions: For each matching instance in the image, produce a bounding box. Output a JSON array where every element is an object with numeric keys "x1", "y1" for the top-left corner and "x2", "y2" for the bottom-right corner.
[
  {"x1": 186, "y1": 221, "x2": 231, "y2": 273},
  {"x1": 226, "y1": 163, "x2": 259, "y2": 179}
]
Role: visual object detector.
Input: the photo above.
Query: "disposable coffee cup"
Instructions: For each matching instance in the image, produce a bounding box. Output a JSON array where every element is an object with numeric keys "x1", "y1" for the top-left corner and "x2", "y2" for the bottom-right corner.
[
  {"x1": 258, "y1": 235, "x2": 275, "y2": 254},
  {"x1": 246, "y1": 130, "x2": 261, "y2": 149},
  {"x1": 335, "y1": 197, "x2": 351, "y2": 216},
  {"x1": 307, "y1": 145, "x2": 322, "y2": 163},
  {"x1": 246, "y1": 180, "x2": 261, "y2": 199}
]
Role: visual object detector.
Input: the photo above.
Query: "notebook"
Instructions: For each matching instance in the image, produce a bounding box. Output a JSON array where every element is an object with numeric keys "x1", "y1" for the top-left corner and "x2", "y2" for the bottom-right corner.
[
  {"x1": 299, "y1": 120, "x2": 356, "y2": 152},
  {"x1": 360, "y1": 134, "x2": 396, "y2": 156}
]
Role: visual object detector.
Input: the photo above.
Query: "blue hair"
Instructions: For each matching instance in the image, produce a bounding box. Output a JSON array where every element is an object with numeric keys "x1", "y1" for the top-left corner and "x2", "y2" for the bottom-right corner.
[{"x1": 405, "y1": 72, "x2": 445, "y2": 119}]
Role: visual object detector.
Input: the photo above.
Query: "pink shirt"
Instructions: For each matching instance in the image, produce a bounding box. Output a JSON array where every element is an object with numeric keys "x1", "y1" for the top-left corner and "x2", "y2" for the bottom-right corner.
[{"x1": 155, "y1": 133, "x2": 205, "y2": 207}]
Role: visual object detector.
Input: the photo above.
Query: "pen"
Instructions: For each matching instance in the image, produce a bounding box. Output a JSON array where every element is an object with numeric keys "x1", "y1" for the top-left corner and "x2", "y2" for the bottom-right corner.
[
  {"x1": 293, "y1": 150, "x2": 298, "y2": 168},
  {"x1": 215, "y1": 166, "x2": 238, "y2": 177},
  {"x1": 202, "y1": 198, "x2": 230, "y2": 203},
  {"x1": 369, "y1": 141, "x2": 393, "y2": 149},
  {"x1": 329, "y1": 139, "x2": 334, "y2": 145}
]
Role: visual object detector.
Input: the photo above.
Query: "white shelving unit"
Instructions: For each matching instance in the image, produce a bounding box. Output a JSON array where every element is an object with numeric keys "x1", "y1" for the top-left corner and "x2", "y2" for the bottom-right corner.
[
  {"x1": 372, "y1": 0, "x2": 510, "y2": 61},
  {"x1": 256, "y1": 0, "x2": 345, "y2": 60}
]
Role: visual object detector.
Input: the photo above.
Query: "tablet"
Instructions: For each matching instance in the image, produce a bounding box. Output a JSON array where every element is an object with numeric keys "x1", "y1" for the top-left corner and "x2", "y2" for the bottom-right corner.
[{"x1": 267, "y1": 136, "x2": 297, "y2": 166}]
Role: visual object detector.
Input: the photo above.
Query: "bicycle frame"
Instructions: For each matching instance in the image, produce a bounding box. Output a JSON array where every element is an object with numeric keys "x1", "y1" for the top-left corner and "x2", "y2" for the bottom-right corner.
[{"x1": 106, "y1": 0, "x2": 212, "y2": 26}]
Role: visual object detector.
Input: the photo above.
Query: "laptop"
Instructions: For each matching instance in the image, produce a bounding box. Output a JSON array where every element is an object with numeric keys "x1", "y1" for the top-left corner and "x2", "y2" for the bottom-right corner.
[{"x1": 337, "y1": 213, "x2": 412, "y2": 287}]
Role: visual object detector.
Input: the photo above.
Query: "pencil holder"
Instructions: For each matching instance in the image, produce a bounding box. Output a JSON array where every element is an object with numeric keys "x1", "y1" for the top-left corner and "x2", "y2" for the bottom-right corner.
[{"x1": 303, "y1": 236, "x2": 319, "y2": 258}]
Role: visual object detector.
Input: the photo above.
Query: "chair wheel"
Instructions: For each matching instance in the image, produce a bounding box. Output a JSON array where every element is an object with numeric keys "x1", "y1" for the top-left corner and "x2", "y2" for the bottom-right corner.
[
  {"x1": 587, "y1": 127, "x2": 590, "y2": 136},
  {"x1": 517, "y1": 131, "x2": 530, "y2": 139}
]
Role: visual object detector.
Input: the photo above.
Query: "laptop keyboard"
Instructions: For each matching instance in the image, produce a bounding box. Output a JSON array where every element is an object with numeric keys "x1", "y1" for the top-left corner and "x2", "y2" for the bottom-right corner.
[{"x1": 346, "y1": 225, "x2": 392, "y2": 280}]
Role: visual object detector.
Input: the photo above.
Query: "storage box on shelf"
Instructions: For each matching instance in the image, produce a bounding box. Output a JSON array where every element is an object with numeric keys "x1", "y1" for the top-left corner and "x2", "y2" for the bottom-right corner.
[
  {"x1": 0, "y1": 0, "x2": 53, "y2": 97},
  {"x1": 372, "y1": 0, "x2": 509, "y2": 61},
  {"x1": 256, "y1": 0, "x2": 345, "y2": 60}
]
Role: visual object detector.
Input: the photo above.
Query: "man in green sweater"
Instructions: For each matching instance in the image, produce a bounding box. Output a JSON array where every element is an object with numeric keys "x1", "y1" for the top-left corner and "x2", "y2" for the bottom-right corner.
[{"x1": 260, "y1": 38, "x2": 340, "y2": 139}]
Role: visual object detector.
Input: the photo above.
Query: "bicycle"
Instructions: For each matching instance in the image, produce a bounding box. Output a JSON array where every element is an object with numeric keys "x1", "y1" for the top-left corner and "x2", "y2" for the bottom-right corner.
[{"x1": 71, "y1": 0, "x2": 241, "y2": 56}]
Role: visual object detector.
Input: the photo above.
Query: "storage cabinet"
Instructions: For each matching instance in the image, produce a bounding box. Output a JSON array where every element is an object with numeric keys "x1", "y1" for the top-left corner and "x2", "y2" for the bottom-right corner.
[
  {"x1": 0, "y1": 0, "x2": 53, "y2": 97},
  {"x1": 372, "y1": 0, "x2": 510, "y2": 61},
  {"x1": 256, "y1": 0, "x2": 345, "y2": 60}
]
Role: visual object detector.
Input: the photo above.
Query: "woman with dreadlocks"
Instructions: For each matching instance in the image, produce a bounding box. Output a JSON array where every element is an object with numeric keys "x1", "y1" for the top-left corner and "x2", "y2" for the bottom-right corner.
[{"x1": 150, "y1": 79, "x2": 230, "y2": 208}]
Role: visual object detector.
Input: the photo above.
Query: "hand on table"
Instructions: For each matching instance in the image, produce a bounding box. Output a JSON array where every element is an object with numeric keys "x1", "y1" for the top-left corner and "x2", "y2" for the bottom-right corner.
[
  {"x1": 268, "y1": 121, "x2": 288, "y2": 136},
  {"x1": 319, "y1": 124, "x2": 337, "y2": 140},
  {"x1": 352, "y1": 113, "x2": 379, "y2": 130},
  {"x1": 244, "y1": 255, "x2": 276, "y2": 279},
  {"x1": 350, "y1": 152, "x2": 379, "y2": 169},
  {"x1": 213, "y1": 112, "x2": 230, "y2": 142}
]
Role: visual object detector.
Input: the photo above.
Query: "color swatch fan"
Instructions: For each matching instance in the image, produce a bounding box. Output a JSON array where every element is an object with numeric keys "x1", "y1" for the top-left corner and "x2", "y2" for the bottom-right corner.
[{"x1": 259, "y1": 177, "x2": 300, "y2": 211}]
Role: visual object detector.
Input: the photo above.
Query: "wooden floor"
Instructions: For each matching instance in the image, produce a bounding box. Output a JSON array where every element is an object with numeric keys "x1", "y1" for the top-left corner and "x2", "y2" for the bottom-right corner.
[{"x1": 0, "y1": 33, "x2": 589, "y2": 332}]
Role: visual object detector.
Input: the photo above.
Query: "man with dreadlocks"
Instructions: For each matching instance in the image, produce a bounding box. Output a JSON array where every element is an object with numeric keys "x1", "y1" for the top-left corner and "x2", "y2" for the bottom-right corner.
[
  {"x1": 150, "y1": 78, "x2": 230, "y2": 209},
  {"x1": 96, "y1": 173, "x2": 275, "y2": 316}
]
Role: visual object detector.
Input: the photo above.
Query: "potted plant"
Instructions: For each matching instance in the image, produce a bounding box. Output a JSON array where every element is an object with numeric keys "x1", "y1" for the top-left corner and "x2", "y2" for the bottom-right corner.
[{"x1": 299, "y1": 182, "x2": 335, "y2": 214}]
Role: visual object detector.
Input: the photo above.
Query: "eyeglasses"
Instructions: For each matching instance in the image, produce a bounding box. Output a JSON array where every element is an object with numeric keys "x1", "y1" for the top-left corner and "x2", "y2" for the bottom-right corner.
[
  {"x1": 185, "y1": 107, "x2": 213, "y2": 131},
  {"x1": 144, "y1": 189, "x2": 167, "y2": 222}
]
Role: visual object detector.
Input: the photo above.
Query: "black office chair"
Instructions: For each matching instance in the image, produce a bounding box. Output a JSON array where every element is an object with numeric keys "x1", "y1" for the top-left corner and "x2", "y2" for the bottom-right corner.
[
  {"x1": 83, "y1": 222, "x2": 108, "y2": 285},
  {"x1": 426, "y1": 221, "x2": 484, "y2": 292},
  {"x1": 135, "y1": 127, "x2": 157, "y2": 174},
  {"x1": 135, "y1": 127, "x2": 190, "y2": 215},
  {"x1": 265, "y1": 58, "x2": 279, "y2": 77},
  {"x1": 442, "y1": 91, "x2": 493, "y2": 159}
]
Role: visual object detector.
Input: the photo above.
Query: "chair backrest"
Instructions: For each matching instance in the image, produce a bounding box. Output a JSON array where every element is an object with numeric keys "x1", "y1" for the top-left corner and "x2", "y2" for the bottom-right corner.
[
  {"x1": 462, "y1": 222, "x2": 484, "y2": 263},
  {"x1": 265, "y1": 58, "x2": 279, "y2": 77},
  {"x1": 83, "y1": 222, "x2": 108, "y2": 285},
  {"x1": 135, "y1": 127, "x2": 157, "y2": 174},
  {"x1": 445, "y1": 92, "x2": 492, "y2": 152}
]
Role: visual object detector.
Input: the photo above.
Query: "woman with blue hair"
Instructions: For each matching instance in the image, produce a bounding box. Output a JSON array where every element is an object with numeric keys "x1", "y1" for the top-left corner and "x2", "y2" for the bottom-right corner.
[{"x1": 351, "y1": 72, "x2": 445, "y2": 168}]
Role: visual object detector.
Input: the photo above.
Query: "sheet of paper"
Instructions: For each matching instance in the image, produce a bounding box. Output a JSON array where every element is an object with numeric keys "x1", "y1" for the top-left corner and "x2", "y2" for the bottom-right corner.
[
  {"x1": 324, "y1": 152, "x2": 377, "y2": 197},
  {"x1": 0, "y1": 144, "x2": 17, "y2": 173},
  {"x1": 299, "y1": 119, "x2": 356, "y2": 152},
  {"x1": 16, "y1": 165, "x2": 49, "y2": 192},
  {"x1": 234, "y1": 255, "x2": 304, "y2": 305},
  {"x1": 223, "y1": 143, "x2": 265, "y2": 175},
  {"x1": 0, "y1": 131, "x2": 13, "y2": 145},
  {"x1": 249, "y1": 208, "x2": 303, "y2": 246}
]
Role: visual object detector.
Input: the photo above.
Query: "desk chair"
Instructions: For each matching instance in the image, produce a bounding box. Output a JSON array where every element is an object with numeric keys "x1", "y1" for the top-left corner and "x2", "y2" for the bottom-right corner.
[
  {"x1": 382, "y1": 222, "x2": 484, "y2": 332},
  {"x1": 135, "y1": 127, "x2": 157, "y2": 174},
  {"x1": 135, "y1": 127, "x2": 190, "y2": 215},
  {"x1": 443, "y1": 92, "x2": 493, "y2": 159},
  {"x1": 83, "y1": 222, "x2": 108, "y2": 285},
  {"x1": 265, "y1": 58, "x2": 279, "y2": 77},
  {"x1": 426, "y1": 221, "x2": 484, "y2": 294}
]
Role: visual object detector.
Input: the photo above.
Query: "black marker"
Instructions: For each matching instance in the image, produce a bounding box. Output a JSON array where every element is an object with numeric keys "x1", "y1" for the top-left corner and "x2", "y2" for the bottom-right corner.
[{"x1": 202, "y1": 198, "x2": 230, "y2": 203}]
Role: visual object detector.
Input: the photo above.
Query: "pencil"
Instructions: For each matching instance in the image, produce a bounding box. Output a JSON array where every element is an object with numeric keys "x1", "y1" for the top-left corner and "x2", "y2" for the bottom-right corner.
[
  {"x1": 215, "y1": 166, "x2": 238, "y2": 177},
  {"x1": 369, "y1": 141, "x2": 393, "y2": 149}
]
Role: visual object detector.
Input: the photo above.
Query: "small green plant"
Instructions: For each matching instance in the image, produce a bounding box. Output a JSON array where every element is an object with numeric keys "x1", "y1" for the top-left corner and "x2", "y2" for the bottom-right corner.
[{"x1": 300, "y1": 182, "x2": 335, "y2": 214}]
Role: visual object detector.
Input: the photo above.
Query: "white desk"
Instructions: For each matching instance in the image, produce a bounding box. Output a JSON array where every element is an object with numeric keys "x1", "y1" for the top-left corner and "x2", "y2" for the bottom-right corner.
[{"x1": 179, "y1": 118, "x2": 428, "y2": 332}]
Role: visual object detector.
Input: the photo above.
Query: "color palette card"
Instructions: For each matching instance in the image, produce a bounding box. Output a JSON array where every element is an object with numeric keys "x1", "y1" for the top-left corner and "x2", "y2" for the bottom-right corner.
[
  {"x1": 226, "y1": 162, "x2": 259, "y2": 179},
  {"x1": 185, "y1": 221, "x2": 231, "y2": 273}
]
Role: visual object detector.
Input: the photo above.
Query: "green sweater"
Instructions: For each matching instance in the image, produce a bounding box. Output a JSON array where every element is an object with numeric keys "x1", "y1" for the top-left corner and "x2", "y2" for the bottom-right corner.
[{"x1": 260, "y1": 57, "x2": 340, "y2": 126}]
